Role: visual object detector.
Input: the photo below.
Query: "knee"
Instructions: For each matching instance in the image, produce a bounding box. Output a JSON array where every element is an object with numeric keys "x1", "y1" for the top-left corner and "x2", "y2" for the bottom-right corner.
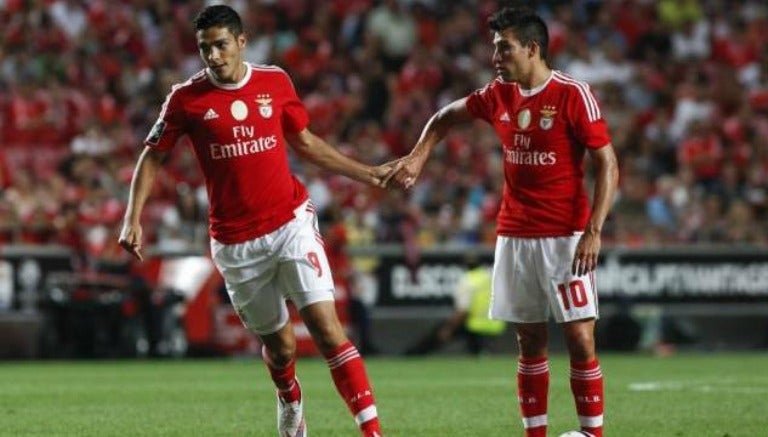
[
  {"x1": 564, "y1": 329, "x2": 595, "y2": 361},
  {"x1": 300, "y1": 302, "x2": 348, "y2": 354},
  {"x1": 265, "y1": 339, "x2": 296, "y2": 368},
  {"x1": 309, "y1": 318, "x2": 346, "y2": 354},
  {"x1": 516, "y1": 329, "x2": 548, "y2": 357}
]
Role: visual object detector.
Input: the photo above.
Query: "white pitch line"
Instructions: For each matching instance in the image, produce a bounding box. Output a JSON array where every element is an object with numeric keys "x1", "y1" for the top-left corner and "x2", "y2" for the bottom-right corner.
[{"x1": 628, "y1": 381, "x2": 768, "y2": 394}]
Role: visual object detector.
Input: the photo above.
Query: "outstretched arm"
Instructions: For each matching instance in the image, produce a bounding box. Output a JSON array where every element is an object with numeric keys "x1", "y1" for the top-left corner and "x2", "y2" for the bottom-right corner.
[
  {"x1": 285, "y1": 128, "x2": 401, "y2": 188},
  {"x1": 118, "y1": 146, "x2": 167, "y2": 261},
  {"x1": 391, "y1": 97, "x2": 474, "y2": 189},
  {"x1": 572, "y1": 144, "x2": 619, "y2": 276}
]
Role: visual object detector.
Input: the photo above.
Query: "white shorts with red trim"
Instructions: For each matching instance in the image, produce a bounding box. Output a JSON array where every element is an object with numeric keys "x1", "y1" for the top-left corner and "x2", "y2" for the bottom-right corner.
[
  {"x1": 210, "y1": 200, "x2": 335, "y2": 335},
  {"x1": 490, "y1": 233, "x2": 598, "y2": 324}
]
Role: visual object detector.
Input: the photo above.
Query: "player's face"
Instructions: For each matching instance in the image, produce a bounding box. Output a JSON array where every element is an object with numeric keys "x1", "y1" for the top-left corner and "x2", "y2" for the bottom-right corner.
[
  {"x1": 196, "y1": 26, "x2": 246, "y2": 83},
  {"x1": 492, "y1": 30, "x2": 533, "y2": 83}
]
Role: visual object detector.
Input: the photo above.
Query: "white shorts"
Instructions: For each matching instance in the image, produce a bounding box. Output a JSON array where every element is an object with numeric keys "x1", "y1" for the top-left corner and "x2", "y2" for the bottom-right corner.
[
  {"x1": 210, "y1": 200, "x2": 335, "y2": 335},
  {"x1": 490, "y1": 233, "x2": 598, "y2": 324}
]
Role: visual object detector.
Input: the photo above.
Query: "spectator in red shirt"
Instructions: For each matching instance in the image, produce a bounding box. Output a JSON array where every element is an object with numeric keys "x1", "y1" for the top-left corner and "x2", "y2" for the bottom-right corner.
[{"x1": 677, "y1": 120, "x2": 723, "y2": 190}]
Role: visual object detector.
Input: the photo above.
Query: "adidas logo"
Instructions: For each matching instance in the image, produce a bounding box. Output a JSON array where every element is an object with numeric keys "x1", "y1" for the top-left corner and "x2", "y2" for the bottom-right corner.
[
  {"x1": 499, "y1": 111, "x2": 511, "y2": 123},
  {"x1": 203, "y1": 108, "x2": 219, "y2": 120}
]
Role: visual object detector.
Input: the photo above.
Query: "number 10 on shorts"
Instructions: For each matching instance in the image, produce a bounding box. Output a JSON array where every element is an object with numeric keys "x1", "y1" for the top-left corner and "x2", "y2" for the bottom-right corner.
[{"x1": 556, "y1": 279, "x2": 588, "y2": 310}]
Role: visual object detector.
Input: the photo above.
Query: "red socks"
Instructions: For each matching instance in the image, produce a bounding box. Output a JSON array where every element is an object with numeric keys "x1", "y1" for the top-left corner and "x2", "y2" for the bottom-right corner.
[
  {"x1": 324, "y1": 341, "x2": 381, "y2": 436},
  {"x1": 517, "y1": 357, "x2": 604, "y2": 437},
  {"x1": 570, "y1": 359, "x2": 604, "y2": 437},
  {"x1": 262, "y1": 346, "x2": 301, "y2": 403},
  {"x1": 517, "y1": 356, "x2": 550, "y2": 437}
]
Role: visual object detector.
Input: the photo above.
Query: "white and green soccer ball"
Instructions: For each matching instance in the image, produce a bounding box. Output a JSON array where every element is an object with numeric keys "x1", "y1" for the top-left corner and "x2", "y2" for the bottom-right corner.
[{"x1": 558, "y1": 432, "x2": 594, "y2": 437}]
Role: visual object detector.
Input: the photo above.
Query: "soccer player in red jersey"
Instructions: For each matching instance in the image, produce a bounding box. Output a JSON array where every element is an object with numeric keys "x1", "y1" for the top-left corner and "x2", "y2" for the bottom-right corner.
[
  {"x1": 390, "y1": 7, "x2": 618, "y2": 437},
  {"x1": 118, "y1": 6, "x2": 392, "y2": 437}
]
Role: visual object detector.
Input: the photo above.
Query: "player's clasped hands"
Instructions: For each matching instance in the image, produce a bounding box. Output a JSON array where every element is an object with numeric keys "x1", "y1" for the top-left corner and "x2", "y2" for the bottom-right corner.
[
  {"x1": 379, "y1": 154, "x2": 424, "y2": 190},
  {"x1": 370, "y1": 160, "x2": 403, "y2": 189}
]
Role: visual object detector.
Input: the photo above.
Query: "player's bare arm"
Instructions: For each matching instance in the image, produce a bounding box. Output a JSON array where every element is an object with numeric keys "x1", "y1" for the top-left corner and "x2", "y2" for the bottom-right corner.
[
  {"x1": 285, "y1": 128, "x2": 402, "y2": 188},
  {"x1": 572, "y1": 144, "x2": 619, "y2": 276},
  {"x1": 392, "y1": 97, "x2": 474, "y2": 189},
  {"x1": 118, "y1": 146, "x2": 167, "y2": 261}
]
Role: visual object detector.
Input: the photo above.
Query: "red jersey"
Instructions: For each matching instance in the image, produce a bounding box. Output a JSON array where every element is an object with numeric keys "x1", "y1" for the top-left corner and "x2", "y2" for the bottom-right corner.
[
  {"x1": 146, "y1": 63, "x2": 310, "y2": 244},
  {"x1": 466, "y1": 71, "x2": 611, "y2": 237}
]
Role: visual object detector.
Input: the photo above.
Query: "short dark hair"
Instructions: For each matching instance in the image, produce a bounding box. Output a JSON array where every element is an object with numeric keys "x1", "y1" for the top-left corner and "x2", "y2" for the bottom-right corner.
[
  {"x1": 488, "y1": 7, "x2": 549, "y2": 60},
  {"x1": 193, "y1": 5, "x2": 243, "y2": 36}
]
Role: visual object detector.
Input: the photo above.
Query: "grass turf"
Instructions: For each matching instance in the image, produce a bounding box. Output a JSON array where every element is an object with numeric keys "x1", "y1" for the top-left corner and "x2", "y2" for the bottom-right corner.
[{"x1": 2, "y1": 353, "x2": 767, "y2": 436}]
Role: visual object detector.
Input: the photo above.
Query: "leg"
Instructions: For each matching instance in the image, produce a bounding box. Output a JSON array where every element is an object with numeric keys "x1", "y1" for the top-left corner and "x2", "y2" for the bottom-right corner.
[
  {"x1": 515, "y1": 323, "x2": 550, "y2": 437},
  {"x1": 224, "y1": 284, "x2": 299, "y2": 402},
  {"x1": 260, "y1": 322, "x2": 301, "y2": 400},
  {"x1": 491, "y1": 236, "x2": 551, "y2": 437},
  {"x1": 563, "y1": 318, "x2": 603, "y2": 437},
  {"x1": 279, "y1": 201, "x2": 381, "y2": 435},
  {"x1": 562, "y1": 318, "x2": 596, "y2": 362},
  {"x1": 300, "y1": 300, "x2": 348, "y2": 354},
  {"x1": 516, "y1": 322, "x2": 548, "y2": 358},
  {"x1": 209, "y1": 226, "x2": 306, "y2": 437},
  {"x1": 301, "y1": 301, "x2": 382, "y2": 437},
  {"x1": 543, "y1": 234, "x2": 604, "y2": 437},
  {"x1": 260, "y1": 321, "x2": 307, "y2": 437},
  {"x1": 221, "y1": 283, "x2": 306, "y2": 436}
]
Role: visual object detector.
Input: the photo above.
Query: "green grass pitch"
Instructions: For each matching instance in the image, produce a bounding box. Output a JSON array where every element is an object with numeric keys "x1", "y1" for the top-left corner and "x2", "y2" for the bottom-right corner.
[{"x1": 2, "y1": 353, "x2": 767, "y2": 436}]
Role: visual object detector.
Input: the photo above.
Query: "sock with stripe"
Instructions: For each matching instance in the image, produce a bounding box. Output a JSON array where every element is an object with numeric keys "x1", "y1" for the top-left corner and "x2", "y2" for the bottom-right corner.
[
  {"x1": 262, "y1": 346, "x2": 301, "y2": 403},
  {"x1": 517, "y1": 356, "x2": 549, "y2": 437},
  {"x1": 324, "y1": 341, "x2": 381, "y2": 436},
  {"x1": 570, "y1": 358, "x2": 604, "y2": 437}
]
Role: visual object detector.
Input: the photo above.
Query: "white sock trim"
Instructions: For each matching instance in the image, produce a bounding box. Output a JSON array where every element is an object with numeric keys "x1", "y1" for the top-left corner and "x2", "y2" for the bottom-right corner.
[
  {"x1": 522, "y1": 414, "x2": 547, "y2": 428},
  {"x1": 578, "y1": 414, "x2": 603, "y2": 427},
  {"x1": 327, "y1": 347, "x2": 360, "y2": 369},
  {"x1": 354, "y1": 405, "x2": 378, "y2": 425}
]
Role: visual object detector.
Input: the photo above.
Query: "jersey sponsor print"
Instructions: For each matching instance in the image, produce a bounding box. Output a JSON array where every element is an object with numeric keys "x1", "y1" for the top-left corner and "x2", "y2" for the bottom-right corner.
[
  {"x1": 466, "y1": 71, "x2": 611, "y2": 238},
  {"x1": 146, "y1": 63, "x2": 310, "y2": 244}
]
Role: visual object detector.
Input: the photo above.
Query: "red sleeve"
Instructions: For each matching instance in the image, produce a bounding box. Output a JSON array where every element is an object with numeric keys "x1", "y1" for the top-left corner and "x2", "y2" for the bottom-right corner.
[
  {"x1": 465, "y1": 82, "x2": 496, "y2": 123},
  {"x1": 567, "y1": 84, "x2": 611, "y2": 149},
  {"x1": 144, "y1": 84, "x2": 186, "y2": 151},
  {"x1": 278, "y1": 70, "x2": 310, "y2": 133}
]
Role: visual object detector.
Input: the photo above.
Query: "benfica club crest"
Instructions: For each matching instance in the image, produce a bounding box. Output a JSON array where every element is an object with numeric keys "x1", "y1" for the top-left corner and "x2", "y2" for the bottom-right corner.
[
  {"x1": 256, "y1": 94, "x2": 273, "y2": 119},
  {"x1": 539, "y1": 106, "x2": 557, "y2": 130}
]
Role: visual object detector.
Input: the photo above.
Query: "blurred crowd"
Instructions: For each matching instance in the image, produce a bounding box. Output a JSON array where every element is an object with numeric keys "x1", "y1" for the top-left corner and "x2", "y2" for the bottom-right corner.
[{"x1": 1, "y1": 0, "x2": 768, "y2": 268}]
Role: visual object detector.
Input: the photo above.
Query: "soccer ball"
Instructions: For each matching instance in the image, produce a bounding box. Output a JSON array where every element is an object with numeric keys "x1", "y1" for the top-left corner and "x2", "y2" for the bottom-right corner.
[{"x1": 558, "y1": 432, "x2": 594, "y2": 437}]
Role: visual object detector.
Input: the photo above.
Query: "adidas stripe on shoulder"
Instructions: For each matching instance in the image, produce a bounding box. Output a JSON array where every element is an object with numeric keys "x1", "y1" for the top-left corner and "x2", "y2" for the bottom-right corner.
[{"x1": 552, "y1": 71, "x2": 601, "y2": 122}]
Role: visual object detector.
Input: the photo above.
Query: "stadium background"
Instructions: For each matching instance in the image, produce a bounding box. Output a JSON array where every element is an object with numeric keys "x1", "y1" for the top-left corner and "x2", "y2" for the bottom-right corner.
[
  {"x1": 3, "y1": 1, "x2": 768, "y2": 436},
  {"x1": 1, "y1": 0, "x2": 768, "y2": 359}
]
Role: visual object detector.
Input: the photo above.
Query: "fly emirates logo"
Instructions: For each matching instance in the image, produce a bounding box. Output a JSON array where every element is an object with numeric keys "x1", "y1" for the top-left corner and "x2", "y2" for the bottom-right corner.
[
  {"x1": 210, "y1": 125, "x2": 277, "y2": 160},
  {"x1": 504, "y1": 134, "x2": 556, "y2": 166}
]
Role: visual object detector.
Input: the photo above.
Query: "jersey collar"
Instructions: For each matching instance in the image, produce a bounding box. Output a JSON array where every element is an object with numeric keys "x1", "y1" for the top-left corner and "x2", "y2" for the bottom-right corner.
[
  {"x1": 518, "y1": 70, "x2": 553, "y2": 97},
  {"x1": 206, "y1": 62, "x2": 252, "y2": 90}
]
